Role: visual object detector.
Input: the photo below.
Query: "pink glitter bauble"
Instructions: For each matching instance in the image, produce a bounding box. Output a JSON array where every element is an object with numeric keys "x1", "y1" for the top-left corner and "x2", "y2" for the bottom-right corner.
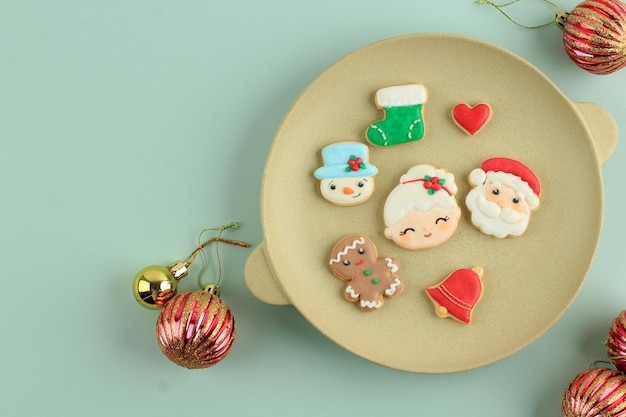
[
  {"x1": 607, "y1": 310, "x2": 626, "y2": 373},
  {"x1": 562, "y1": 368, "x2": 626, "y2": 417},
  {"x1": 156, "y1": 290, "x2": 235, "y2": 369},
  {"x1": 562, "y1": 0, "x2": 626, "y2": 74}
]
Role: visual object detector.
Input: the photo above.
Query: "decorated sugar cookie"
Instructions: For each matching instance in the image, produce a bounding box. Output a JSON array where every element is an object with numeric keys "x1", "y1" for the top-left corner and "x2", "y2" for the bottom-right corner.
[
  {"x1": 366, "y1": 84, "x2": 427, "y2": 147},
  {"x1": 384, "y1": 164, "x2": 461, "y2": 250},
  {"x1": 465, "y1": 157, "x2": 541, "y2": 238},
  {"x1": 314, "y1": 142, "x2": 378, "y2": 206},
  {"x1": 426, "y1": 266, "x2": 484, "y2": 324},
  {"x1": 452, "y1": 102, "x2": 492, "y2": 136},
  {"x1": 329, "y1": 234, "x2": 403, "y2": 312}
]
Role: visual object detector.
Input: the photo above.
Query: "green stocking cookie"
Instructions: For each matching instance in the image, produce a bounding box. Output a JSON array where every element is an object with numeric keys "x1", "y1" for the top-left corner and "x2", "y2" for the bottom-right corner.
[{"x1": 366, "y1": 84, "x2": 427, "y2": 147}]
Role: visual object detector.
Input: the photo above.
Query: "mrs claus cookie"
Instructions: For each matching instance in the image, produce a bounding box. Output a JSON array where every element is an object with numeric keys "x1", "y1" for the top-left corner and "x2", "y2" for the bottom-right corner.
[
  {"x1": 384, "y1": 164, "x2": 461, "y2": 250},
  {"x1": 329, "y1": 234, "x2": 403, "y2": 312},
  {"x1": 465, "y1": 157, "x2": 541, "y2": 238},
  {"x1": 314, "y1": 142, "x2": 378, "y2": 206}
]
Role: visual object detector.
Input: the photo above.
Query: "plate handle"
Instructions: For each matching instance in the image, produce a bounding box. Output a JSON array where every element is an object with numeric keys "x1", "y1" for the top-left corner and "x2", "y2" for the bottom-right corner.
[
  {"x1": 244, "y1": 242, "x2": 291, "y2": 305},
  {"x1": 574, "y1": 102, "x2": 618, "y2": 165}
]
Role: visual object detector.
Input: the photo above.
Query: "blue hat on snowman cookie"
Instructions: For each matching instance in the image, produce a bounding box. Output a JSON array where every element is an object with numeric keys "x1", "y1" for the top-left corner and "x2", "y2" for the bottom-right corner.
[{"x1": 314, "y1": 142, "x2": 378, "y2": 179}]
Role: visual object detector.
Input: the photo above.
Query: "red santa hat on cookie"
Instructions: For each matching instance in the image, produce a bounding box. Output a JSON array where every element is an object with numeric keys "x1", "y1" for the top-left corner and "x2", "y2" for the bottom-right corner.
[{"x1": 468, "y1": 158, "x2": 540, "y2": 210}]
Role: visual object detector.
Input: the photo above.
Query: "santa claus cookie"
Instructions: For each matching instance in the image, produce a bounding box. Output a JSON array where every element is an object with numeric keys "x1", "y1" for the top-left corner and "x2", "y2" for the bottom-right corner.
[
  {"x1": 465, "y1": 157, "x2": 541, "y2": 238},
  {"x1": 314, "y1": 142, "x2": 378, "y2": 206},
  {"x1": 426, "y1": 266, "x2": 484, "y2": 324},
  {"x1": 329, "y1": 234, "x2": 403, "y2": 312},
  {"x1": 384, "y1": 164, "x2": 461, "y2": 250}
]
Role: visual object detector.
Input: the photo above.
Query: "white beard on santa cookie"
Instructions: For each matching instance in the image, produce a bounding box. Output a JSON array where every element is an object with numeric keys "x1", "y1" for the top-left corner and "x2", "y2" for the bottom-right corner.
[{"x1": 465, "y1": 185, "x2": 530, "y2": 238}]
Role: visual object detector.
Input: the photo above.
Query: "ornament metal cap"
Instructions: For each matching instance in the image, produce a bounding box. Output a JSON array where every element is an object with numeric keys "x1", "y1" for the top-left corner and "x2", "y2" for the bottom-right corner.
[
  {"x1": 203, "y1": 284, "x2": 221, "y2": 297},
  {"x1": 168, "y1": 261, "x2": 189, "y2": 280},
  {"x1": 555, "y1": 10, "x2": 569, "y2": 29}
]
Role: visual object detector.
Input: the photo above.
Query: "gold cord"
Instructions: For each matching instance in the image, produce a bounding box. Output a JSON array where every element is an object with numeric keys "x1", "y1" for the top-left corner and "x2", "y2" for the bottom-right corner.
[
  {"x1": 188, "y1": 221, "x2": 250, "y2": 288},
  {"x1": 476, "y1": 0, "x2": 563, "y2": 29}
]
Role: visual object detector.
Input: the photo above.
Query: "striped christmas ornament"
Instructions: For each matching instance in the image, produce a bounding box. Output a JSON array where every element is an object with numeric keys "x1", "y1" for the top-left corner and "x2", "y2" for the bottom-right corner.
[
  {"x1": 562, "y1": 0, "x2": 626, "y2": 74},
  {"x1": 607, "y1": 310, "x2": 626, "y2": 373},
  {"x1": 156, "y1": 289, "x2": 235, "y2": 369},
  {"x1": 562, "y1": 367, "x2": 626, "y2": 416}
]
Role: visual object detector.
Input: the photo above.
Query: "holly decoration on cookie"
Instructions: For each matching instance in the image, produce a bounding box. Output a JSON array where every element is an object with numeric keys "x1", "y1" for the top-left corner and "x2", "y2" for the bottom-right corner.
[
  {"x1": 346, "y1": 155, "x2": 366, "y2": 172},
  {"x1": 329, "y1": 234, "x2": 403, "y2": 312},
  {"x1": 422, "y1": 175, "x2": 447, "y2": 195}
]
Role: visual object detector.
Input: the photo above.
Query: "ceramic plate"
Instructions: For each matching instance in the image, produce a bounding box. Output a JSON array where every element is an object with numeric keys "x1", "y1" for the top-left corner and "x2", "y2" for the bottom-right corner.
[{"x1": 257, "y1": 33, "x2": 612, "y2": 372}]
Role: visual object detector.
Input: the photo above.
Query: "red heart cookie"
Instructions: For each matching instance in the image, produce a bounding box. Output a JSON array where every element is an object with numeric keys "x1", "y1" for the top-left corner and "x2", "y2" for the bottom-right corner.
[{"x1": 452, "y1": 103, "x2": 492, "y2": 136}]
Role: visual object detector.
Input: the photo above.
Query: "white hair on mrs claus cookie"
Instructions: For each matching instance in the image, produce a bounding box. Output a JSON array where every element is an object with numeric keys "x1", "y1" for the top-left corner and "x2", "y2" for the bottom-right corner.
[{"x1": 384, "y1": 164, "x2": 459, "y2": 227}]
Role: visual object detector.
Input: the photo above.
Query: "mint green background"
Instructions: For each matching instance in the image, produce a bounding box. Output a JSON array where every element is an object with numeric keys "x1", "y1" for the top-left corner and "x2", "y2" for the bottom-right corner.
[{"x1": 1, "y1": 1, "x2": 625, "y2": 416}]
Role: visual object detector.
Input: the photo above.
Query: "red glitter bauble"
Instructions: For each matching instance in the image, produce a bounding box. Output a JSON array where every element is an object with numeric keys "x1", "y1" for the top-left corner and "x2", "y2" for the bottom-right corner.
[
  {"x1": 562, "y1": 0, "x2": 626, "y2": 74},
  {"x1": 156, "y1": 290, "x2": 235, "y2": 369},
  {"x1": 562, "y1": 368, "x2": 626, "y2": 417},
  {"x1": 607, "y1": 310, "x2": 626, "y2": 373}
]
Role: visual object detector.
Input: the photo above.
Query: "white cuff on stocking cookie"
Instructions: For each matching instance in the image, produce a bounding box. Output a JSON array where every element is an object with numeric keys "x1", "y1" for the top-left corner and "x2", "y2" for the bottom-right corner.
[{"x1": 375, "y1": 84, "x2": 427, "y2": 107}]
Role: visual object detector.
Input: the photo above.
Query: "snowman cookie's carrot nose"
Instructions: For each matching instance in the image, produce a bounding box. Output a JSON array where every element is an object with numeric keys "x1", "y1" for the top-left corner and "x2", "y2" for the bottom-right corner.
[{"x1": 343, "y1": 187, "x2": 354, "y2": 194}]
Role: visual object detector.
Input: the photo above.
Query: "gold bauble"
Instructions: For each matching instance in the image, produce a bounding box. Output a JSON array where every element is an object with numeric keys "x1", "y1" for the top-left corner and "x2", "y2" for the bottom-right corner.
[{"x1": 132, "y1": 265, "x2": 179, "y2": 309}]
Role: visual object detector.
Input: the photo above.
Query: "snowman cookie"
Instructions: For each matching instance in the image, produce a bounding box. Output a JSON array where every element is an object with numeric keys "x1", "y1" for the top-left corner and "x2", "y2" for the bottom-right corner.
[
  {"x1": 329, "y1": 234, "x2": 403, "y2": 312},
  {"x1": 314, "y1": 142, "x2": 378, "y2": 206},
  {"x1": 384, "y1": 164, "x2": 461, "y2": 250},
  {"x1": 465, "y1": 157, "x2": 541, "y2": 238}
]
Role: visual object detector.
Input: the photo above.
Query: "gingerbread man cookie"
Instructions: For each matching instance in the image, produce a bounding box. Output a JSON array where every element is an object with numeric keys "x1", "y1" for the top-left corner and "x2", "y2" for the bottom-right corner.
[{"x1": 329, "y1": 234, "x2": 403, "y2": 312}]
